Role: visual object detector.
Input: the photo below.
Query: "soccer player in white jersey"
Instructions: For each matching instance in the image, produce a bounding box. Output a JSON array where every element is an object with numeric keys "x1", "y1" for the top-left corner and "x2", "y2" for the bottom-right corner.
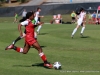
[
  {"x1": 35, "y1": 7, "x2": 44, "y2": 34},
  {"x1": 71, "y1": 8, "x2": 86, "y2": 38},
  {"x1": 22, "y1": 9, "x2": 27, "y2": 18}
]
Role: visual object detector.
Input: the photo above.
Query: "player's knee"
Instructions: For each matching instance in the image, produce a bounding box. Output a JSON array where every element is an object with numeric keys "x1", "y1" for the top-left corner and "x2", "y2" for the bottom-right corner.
[{"x1": 38, "y1": 48, "x2": 42, "y2": 53}]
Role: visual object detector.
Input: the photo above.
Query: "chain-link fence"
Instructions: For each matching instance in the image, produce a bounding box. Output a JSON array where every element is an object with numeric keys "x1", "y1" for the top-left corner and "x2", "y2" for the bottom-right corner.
[{"x1": 0, "y1": 2, "x2": 100, "y2": 17}]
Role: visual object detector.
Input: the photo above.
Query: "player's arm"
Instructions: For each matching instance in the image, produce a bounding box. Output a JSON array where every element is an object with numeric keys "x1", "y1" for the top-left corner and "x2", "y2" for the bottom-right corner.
[
  {"x1": 18, "y1": 20, "x2": 28, "y2": 36},
  {"x1": 83, "y1": 14, "x2": 86, "y2": 21},
  {"x1": 38, "y1": 16, "x2": 44, "y2": 18},
  {"x1": 18, "y1": 24, "x2": 23, "y2": 37},
  {"x1": 75, "y1": 15, "x2": 78, "y2": 20},
  {"x1": 38, "y1": 14, "x2": 44, "y2": 18},
  {"x1": 83, "y1": 13, "x2": 87, "y2": 24}
]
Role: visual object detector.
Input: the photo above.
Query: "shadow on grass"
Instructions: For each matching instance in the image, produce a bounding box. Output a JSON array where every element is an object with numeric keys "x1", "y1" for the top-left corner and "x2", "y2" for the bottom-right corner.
[
  {"x1": 81, "y1": 36, "x2": 90, "y2": 38},
  {"x1": 13, "y1": 65, "x2": 32, "y2": 67},
  {"x1": 32, "y1": 63, "x2": 52, "y2": 69},
  {"x1": 38, "y1": 33, "x2": 48, "y2": 35},
  {"x1": 31, "y1": 46, "x2": 46, "y2": 48},
  {"x1": 13, "y1": 63, "x2": 52, "y2": 69},
  {"x1": 13, "y1": 63, "x2": 44, "y2": 68}
]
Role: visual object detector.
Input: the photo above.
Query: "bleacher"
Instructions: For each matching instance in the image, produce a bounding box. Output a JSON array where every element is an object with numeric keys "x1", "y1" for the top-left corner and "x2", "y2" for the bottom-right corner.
[
  {"x1": 43, "y1": 0, "x2": 100, "y2": 5},
  {"x1": 20, "y1": 0, "x2": 45, "y2": 6}
]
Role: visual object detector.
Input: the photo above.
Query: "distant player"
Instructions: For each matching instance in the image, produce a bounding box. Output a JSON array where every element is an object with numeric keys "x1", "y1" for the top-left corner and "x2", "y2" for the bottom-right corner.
[
  {"x1": 22, "y1": 9, "x2": 27, "y2": 18},
  {"x1": 5, "y1": 12, "x2": 52, "y2": 69},
  {"x1": 35, "y1": 7, "x2": 44, "y2": 34},
  {"x1": 71, "y1": 8, "x2": 86, "y2": 38},
  {"x1": 13, "y1": 13, "x2": 18, "y2": 23}
]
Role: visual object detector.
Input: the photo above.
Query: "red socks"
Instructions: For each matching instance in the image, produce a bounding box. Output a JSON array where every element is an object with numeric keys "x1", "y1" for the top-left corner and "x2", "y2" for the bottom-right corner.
[
  {"x1": 14, "y1": 46, "x2": 23, "y2": 52},
  {"x1": 39, "y1": 52, "x2": 47, "y2": 62}
]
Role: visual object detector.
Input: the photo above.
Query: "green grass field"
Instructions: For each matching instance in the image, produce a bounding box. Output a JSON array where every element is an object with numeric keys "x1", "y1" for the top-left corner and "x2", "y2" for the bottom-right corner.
[{"x1": 0, "y1": 21, "x2": 100, "y2": 75}]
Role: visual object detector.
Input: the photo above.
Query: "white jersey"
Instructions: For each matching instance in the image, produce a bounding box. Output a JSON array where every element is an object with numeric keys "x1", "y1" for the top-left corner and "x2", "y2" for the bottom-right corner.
[
  {"x1": 35, "y1": 11, "x2": 39, "y2": 20},
  {"x1": 78, "y1": 12, "x2": 86, "y2": 21},
  {"x1": 34, "y1": 11, "x2": 40, "y2": 24},
  {"x1": 77, "y1": 12, "x2": 86, "y2": 25},
  {"x1": 21, "y1": 20, "x2": 29, "y2": 26},
  {"x1": 22, "y1": 11, "x2": 27, "y2": 17}
]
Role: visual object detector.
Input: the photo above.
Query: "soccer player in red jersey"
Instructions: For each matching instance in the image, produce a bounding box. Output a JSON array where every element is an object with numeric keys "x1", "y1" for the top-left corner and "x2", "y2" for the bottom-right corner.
[{"x1": 5, "y1": 12, "x2": 52, "y2": 68}]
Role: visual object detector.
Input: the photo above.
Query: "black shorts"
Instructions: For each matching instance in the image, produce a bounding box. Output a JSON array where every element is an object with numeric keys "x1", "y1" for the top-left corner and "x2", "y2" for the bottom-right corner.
[
  {"x1": 24, "y1": 30, "x2": 26, "y2": 34},
  {"x1": 72, "y1": 17, "x2": 75, "y2": 20},
  {"x1": 38, "y1": 17, "x2": 41, "y2": 22}
]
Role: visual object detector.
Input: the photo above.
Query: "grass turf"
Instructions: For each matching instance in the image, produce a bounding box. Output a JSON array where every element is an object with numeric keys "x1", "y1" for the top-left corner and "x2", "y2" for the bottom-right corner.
[{"x1": 0, "y1": 22, "x2": 100, "y2": 75}]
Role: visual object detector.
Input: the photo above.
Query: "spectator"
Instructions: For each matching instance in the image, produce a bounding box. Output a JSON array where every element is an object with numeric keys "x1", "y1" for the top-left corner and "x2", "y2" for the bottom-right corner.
[
  {"x1": 51, "y1": 14, "x2": 62, "y2": 24},
  {"x1": 98, "y1": 12, "x2": 100, "y2": 24},
  {"x1": 50, "y1": 15, "x2": 56, "y2": 24},
  {"x1": 71, "y1": 11, "x2": 76, "y2": 23},
  {"x1": 54, "y1": 15, "x2": 61, "y2": 24},
  {"x1": 95, "y1": 18, "x2": 99, "y2": 25},
  {"x1": 92, "y1": 12, "x2": 96, "y2": 24},
  {"x1": 57, "y1": 14, "x2": 62, "y2": 23},
  {"x1": 88, "y1": 12, "x2": 92, "y2": 24}
]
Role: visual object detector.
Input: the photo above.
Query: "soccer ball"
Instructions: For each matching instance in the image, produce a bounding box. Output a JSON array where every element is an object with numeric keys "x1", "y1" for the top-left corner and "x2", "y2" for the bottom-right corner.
[{"x1": 53, "y1": 62, "x2": 61, "y2": 69}]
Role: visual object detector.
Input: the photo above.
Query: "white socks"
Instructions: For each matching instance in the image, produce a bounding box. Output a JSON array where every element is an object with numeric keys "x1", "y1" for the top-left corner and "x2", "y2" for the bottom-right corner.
[
  {"x1": 81, "y1": 27, "x2": 85, "y2": 34},
  {"x1": 37, "y1": 25, "x2": 42, "y2": 32},
  {"x1": 20, "y1": 48, "x2": 23, "y2": 52},
  {"x1": 71, "y1": 26, "x2": 85, "y2": 37},
  {"x1": 72, "y1": 28, "x2": 77, "y2": 36}
]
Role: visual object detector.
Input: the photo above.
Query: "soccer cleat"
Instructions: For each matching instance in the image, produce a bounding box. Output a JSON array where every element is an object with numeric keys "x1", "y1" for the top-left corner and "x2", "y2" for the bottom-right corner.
[
  {"x1": 5, "y1": 44, "x2": 14, "y2": 50},
  {"x1": 44, "y1": 63, "x2": 53, "y2": 69},
  {"x1": 80, "y1": 33, "x2": 84, "y2": 37},
  {"x1": 71, "y1": 35, "x2": 74, "y2": 39},
  {"x1": 36, "y1": 31, "x2": 40, "y2": 34}
]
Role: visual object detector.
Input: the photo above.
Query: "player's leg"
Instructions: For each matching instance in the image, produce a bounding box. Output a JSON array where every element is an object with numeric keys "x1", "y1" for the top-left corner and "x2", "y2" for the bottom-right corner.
[
  {"x1": 13, "y1": 18, "x2": 16, "y2": 23},
  {"x1": 32, "y1": 41, "x2": 52, "y2": 68},
  {"x1": 12, "y1": 33, "x2": 26, "y2": 45},
  {"x1": 73, "y1": 17, "x2": 76, "y2": 23},
  {"x1": 5, "y1": 43, "x2": 30, "y2": 54},
  {"x1": 5, "y1": 33, "x2": 26, "y2": 50},
  {"x1": 71, "y1": 20, "x2": 81, "y2": 38},
  {"x1": 80, "y1": 23, "x2": 85, "y2": 36},
  {"x1": 71, "y1": 25, "x2": 80, "y2": 38},
  {"x1": 72, "y1": 17, "x2": 74, "y2": 23},
  {"x1": 12, "y1": 36, "x2": 22, "y2": 45},
  {"x1": 36, "y1": 22, "x2": 43, "y2": 34},
  {"x1": 34, "y1": 32, "x2": 37, "y2": 40}
]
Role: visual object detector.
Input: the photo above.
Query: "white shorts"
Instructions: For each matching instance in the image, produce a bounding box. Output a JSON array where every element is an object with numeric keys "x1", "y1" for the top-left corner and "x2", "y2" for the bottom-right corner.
[
  {"x1": 77, "y1": 19, "x2": 83, "y2": 26},
  {"x1": 35, "y1": 18, "x2": 40, "y2": 25}
]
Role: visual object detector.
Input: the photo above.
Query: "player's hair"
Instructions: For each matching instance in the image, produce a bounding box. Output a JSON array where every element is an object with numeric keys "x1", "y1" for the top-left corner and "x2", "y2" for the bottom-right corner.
[
  {"x1": 80, "y1": 8, "x2": 84, "y2": 12},
  {"x1": 75, "y1": 7, "x2": 84, "y2": 15},
  {"x1": 37, "y1": 7, "x2": 41, "y2": 11},
  {"x1": 19, "y1": 11, "x2": 34, "y2": 22}
]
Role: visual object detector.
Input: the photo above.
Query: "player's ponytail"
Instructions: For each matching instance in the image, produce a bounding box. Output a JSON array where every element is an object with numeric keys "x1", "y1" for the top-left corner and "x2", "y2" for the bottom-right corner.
[
  {"x1": 19, "y1": 11, "x2": 34, "y2": 22},
  {"x1": 19, "y1": 17, "x2": 27, "y2": 22},
  {"x1": 75, "y1": 7, "x2": 84, "y2": 15}
]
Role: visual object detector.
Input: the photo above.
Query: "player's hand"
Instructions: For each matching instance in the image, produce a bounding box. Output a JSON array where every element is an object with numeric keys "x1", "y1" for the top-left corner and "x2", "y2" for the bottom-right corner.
[{"x1": 41, "y1": 16, "x2": 44, "y2": 18}]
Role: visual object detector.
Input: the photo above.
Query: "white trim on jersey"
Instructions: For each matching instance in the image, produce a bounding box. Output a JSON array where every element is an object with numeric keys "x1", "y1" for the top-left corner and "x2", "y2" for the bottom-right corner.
[{"x1": 21, "y1": 20, "x2": 28, "y2": 26}]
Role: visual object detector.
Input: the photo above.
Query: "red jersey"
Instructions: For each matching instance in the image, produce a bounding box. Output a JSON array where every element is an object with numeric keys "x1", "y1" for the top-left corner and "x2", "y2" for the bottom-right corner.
[
  {"x1": 21, "y1": 19, "x2": 36, "y2": 46},
  {"x1": 25, "y1": 19, "x2": 34, "y2": 39}
]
